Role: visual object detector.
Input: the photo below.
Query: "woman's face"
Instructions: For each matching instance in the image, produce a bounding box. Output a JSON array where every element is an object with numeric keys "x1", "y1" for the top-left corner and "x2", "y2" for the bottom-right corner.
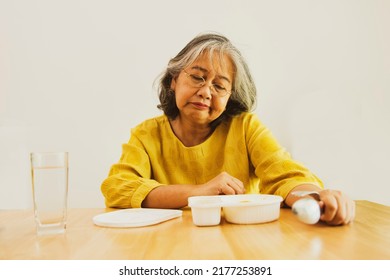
[{"x1": 170, "y1": 52, "x2": 234, "y2": 126}]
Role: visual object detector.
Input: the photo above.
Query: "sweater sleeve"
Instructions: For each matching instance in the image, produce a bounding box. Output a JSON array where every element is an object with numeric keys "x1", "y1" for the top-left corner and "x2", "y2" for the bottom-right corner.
[
  {"x1": 101, "y1": 131, "x2": 162, "y2": 208},
  {"x1": 244, "y1": 114, "x2": 323, "y2": 199}
]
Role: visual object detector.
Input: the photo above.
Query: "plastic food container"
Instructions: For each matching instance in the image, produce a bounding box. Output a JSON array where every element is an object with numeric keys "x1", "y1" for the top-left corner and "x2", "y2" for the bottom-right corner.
[
  {"x1": 188, "y1": 194, "x2": 283, "y2": 226},
  {"x1": 188, "y1": 196, "x2": 223, "y2": 226},
  {"x1": 221, "y1": 194, "x2": 283, "y2": 224}
]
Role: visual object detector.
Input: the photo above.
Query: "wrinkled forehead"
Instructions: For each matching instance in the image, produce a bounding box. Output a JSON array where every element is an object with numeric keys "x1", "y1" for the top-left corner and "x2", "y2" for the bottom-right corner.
[{"x1": 188, "y1": 50, "x2": 235, "y2": 80}]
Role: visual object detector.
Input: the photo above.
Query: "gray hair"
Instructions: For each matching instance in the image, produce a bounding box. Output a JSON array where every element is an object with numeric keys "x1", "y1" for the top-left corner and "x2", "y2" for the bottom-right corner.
[{"x1": 157, "y1": 33, "x2": 257, "y2": 127}]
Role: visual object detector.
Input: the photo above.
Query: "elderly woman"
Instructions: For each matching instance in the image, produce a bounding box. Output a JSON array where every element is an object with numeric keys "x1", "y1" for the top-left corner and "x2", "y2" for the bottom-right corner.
[{"x1": 101, "y1": 33, "x2": 355, "y2": 225}]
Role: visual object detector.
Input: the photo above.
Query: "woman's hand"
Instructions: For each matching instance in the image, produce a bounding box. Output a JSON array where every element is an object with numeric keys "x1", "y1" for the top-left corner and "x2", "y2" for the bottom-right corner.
[
  {"x1": 318, "y1": 189, "x2": 355, "y2": 225},
  {"x1": 199, "y1": 172, "x2": 245, "y2": 196},
  {"x1": 287, "y1": 185, "x2": 355, "y2": 226}
]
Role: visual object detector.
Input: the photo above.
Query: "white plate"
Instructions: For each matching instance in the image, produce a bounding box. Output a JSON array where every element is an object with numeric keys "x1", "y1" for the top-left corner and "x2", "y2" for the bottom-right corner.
[{"x1": 93, "y1": 208, "x2": 182, "y2": 228}]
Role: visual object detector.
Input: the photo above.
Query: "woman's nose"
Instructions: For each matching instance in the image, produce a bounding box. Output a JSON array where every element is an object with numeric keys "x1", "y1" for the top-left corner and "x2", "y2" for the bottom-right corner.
[{"x1": 196, "y1": 83, "x2": 213, "y2": 99}]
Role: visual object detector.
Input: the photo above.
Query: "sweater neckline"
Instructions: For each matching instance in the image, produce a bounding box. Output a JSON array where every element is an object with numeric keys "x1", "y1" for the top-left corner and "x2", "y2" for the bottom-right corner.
[{"x1": 164, "y1": 115, "x2": 222, "y2": 149}]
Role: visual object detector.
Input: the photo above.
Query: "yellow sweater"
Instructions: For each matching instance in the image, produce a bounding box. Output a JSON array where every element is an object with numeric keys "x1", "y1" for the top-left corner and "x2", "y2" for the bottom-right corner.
[{"x1": 101, "y1": 113, "x2": 323, "y2": 208}]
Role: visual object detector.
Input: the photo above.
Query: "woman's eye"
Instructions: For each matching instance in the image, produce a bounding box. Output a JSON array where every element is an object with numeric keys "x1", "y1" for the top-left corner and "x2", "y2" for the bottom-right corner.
[
  {"x1": 213, "y1": 84, "x2": 226, "y2": 91},
  {"x1": 191, "y1": 75, "x2": 204, "y2": 82}
]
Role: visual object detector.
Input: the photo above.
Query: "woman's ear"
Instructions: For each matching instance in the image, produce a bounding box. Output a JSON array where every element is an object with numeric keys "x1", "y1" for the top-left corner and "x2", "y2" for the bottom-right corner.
[{"x1": 170, "y1": 76, "x2": 177, "y2": 91}]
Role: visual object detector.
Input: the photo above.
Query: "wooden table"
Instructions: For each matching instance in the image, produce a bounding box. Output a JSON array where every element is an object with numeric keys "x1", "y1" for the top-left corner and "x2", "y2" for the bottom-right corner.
[{"x1": 1, "y1": 201, "x2": 389, "y2": 260}]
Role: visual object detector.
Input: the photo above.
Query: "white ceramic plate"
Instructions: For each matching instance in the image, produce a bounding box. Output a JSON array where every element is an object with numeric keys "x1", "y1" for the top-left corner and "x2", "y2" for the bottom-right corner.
[{"x1": 93, "y1": 208, "x2": 182, "y2": 228}]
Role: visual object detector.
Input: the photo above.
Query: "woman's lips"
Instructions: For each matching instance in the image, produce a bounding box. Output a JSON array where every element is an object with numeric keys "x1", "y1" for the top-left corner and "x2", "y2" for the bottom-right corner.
[{"x1": 190, "y1": 102, "x2": 209, "y2": 110}]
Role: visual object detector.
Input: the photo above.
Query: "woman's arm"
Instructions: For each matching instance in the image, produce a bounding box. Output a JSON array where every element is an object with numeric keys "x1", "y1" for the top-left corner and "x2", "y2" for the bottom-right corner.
[
  {"x1": 142, "y1": 172, "x2": 245, "y2": 208},
  {"x1": 245, "y1": 114, "x2": 354, "y2": 225},
  {"x1": 284, "y1": 184, "x2": 323, "y2": 207}
]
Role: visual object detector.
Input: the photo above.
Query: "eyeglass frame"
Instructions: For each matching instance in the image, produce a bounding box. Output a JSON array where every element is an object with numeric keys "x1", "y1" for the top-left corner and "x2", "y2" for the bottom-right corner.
[{"x1": 182, "y1": 70, "x2": 232, "y2": 97}]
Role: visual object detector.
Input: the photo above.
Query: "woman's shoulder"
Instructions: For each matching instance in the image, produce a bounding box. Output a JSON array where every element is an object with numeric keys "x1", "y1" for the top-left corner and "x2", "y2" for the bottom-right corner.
[
  {"x1": 131, "y1": 115, "x2": 169, "y2": 134},
  {"x1": 230, "y1": 112, "x2": 262, "y2": 127}
]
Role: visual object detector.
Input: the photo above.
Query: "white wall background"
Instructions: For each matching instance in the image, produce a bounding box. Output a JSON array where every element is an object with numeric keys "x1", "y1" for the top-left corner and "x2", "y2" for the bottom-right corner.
[{"x1": 1, "y1": 0, "x2": 389, "y2": 209}]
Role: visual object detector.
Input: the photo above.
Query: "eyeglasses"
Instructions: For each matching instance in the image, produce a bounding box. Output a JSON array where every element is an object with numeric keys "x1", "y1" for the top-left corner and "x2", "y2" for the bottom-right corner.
[{"x1": 182, "y1": 70, "x2": 231, "y2": 97}]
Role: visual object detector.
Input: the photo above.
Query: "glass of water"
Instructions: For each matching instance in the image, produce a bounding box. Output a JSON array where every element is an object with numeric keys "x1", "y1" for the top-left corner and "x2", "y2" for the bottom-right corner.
[{"x1": 30, "y1": 152, "x2": 69, "y2": 235}]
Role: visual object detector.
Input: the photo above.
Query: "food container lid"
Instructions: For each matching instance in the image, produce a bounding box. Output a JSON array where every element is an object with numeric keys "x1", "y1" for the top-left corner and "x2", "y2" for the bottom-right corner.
[{"x1": 92, "y1": 208, "x2": 182, "y2": 228}]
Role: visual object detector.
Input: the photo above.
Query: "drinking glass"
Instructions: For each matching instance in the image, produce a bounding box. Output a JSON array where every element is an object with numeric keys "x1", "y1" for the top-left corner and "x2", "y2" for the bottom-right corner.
[{"x1": 30, "y1": 152, "x2": 68, "y2": 235}]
